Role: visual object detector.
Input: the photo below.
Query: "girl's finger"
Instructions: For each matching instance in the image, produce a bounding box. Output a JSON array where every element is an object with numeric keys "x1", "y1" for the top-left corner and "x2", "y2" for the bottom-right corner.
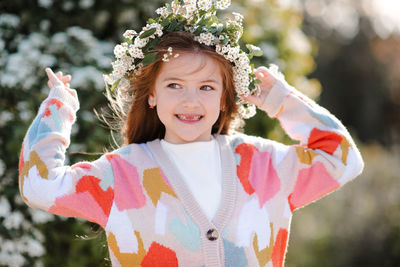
[
  {"x1": 45, "y1": 68, "x2": 59, "y2": 82},
  {"x1": 61, "y1": 75, "x2": 71, "y2": 83},
  {"x1": 56, "y1": 71, "x2": 63, "y2": 78},
  {"x1": 255, "y1": 67, "x2": 275, "y2": 87},
  {"x1": 65, "y1": 83, "x2": 70, "y2": 88}
]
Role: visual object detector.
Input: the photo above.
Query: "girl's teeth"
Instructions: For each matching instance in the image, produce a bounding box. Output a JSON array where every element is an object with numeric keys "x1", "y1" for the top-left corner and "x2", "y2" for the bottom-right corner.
[{"x1": 177, "y1": 115, "x2": 201, "y2": 120}]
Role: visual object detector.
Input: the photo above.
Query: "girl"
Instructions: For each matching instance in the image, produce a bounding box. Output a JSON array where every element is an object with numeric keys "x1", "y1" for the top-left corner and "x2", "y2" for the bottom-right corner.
[{"x1": 19, "y1": 1, "x2": 364, "y2": 266}]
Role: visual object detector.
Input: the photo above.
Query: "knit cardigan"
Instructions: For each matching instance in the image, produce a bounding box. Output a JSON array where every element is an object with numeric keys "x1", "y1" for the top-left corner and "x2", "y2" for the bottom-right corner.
[{"x1": 19, "y1": 75, "x2": 364, "y2": 267}]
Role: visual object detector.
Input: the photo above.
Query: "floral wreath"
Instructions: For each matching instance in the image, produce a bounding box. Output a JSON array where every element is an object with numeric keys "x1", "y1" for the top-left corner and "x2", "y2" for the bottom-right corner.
[{"x1": 103, "y1": 0, "x2": 265, "y2": 119}]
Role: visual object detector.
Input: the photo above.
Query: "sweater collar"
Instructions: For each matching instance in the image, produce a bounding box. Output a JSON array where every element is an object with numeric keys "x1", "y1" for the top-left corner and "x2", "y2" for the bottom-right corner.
[{"x1": 146, "y1": 134, "x2": 237, "y2": 232}]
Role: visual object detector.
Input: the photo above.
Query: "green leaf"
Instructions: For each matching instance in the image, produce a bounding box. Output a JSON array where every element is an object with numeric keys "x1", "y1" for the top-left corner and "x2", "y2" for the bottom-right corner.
[
  {"x1": 139, "y1": 28, "x2": 156, "y2": 39},
  {"x1": 167, "y1": 20, "x2": 178, "y2": 32},
  {"x1": 147, "y1": 38, "x2": 160, "y2": 48},
  {"x1": 110, "y1": 79, "x2": 121, "y2": 92},
  {"x1": 255, "y1": 78, "x2": 262, "y2": 84},
  {"x1": 142, "y1": 52, "x2": 158, "y2": 66},
  {"x1": 147, "y1": 18, "x2": 156, "y2": 24},
  {"x1": 160, "y1": 18, "x2": 170, "y2": 27},
  {"x1": 124, "y1": 38, "x2": 132, "y2": 44},
  {"x1": 249, "y1": 82, "x2": 255, "y2": 90},
  {"x1": 246, "y1": 44, "x2": 263, "y2": 57}
]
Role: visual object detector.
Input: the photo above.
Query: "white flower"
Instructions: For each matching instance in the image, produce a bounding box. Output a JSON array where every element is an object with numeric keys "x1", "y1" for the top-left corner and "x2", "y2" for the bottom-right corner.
[
  {"x1": 123, "y1": 30, "x2": 137, "y2": 39},
  {"x1": 171, "y1": 0, "x2": 181, "y2": 15},
  {"x1": 232, "y1": 12, "x2": 244, "y2": 23},
  {"x1": 128, "y1": 45, "x2": 144, "y2": 59},
  {"x1": 196, "y1": 32, "x2": 215, "y2": 46},
  {"x1": 183, "y1": 0, "x2": 197, "y2": 17},
  {"x1": 113, "y1": 43, "x2": 127, "y2": 58},
  {"x1": 117, "y1": 78, "x2": 130, "y2": 91},
  {"x1": 197, "y1": 0, "x2": 212, "y2": 11},
  {"x1": 3, "y1": 211, "x2": 24, "y2": 230},
  {"x1": 112, "y1": 58, "x2": 129, "y2": 79},
  {"x1": 29, "y1": 209, "x2": 54, "y2": 224},
  {"x1": 236, "y1": 52, "x2": 250, "y2": 66},
  {"x1": 239, "y1": 104, "x2": 257, "y2": 119},
  {"x1": 226, "y1": 45, "x2": 240, "y2": 61},
  {"x1": 216, "y1": 0, "x2": 231, "y2": 9},
  {"x1": 134, "y1": 36, "x2": 148, "y2": 48},
  {"x1": 25, "y1": 238, "x2": 45, "y2": 257},
  {"x1": 162, "y1": 54, "x2": 170, "y2": 62},
  {"x1": 103, "y1": 74, "x2": 114, "y2": 85},
  {"x1": 155, "y1": 6, "x2": 169, "y2": 17},
  {"x1": 221, "y1": 44, "x2": 230, "y2": 54},
  {"x1": 0, "y1": 196, "x2": 10, "y2": 217},
  {"x1": 141, "y1": 23, "x2": 163, "y2": 39}
]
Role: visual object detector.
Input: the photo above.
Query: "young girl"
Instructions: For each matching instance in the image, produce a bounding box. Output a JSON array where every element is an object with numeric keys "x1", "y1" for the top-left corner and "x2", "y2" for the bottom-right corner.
[{"x1": 19, "y1": 1, "x2": 364, "y2": 266}]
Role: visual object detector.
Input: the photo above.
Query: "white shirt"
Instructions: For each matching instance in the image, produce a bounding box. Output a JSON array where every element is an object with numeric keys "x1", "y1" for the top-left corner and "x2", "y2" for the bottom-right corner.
[{"x1": 160, "y1": 137, "x2": 222, "y2": 221}]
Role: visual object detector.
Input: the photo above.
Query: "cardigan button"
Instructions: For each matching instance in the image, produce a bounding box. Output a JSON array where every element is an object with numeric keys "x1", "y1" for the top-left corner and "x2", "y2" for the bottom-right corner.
[{"x1": 206, "y1": 229, "x2": 219, "y2": 241}]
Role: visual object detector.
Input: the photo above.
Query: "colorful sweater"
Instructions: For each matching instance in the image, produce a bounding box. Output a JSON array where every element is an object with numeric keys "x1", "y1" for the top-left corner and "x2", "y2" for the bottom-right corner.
[{"x1": 19, "y1": 76, "x2": 364, "y2": 267}]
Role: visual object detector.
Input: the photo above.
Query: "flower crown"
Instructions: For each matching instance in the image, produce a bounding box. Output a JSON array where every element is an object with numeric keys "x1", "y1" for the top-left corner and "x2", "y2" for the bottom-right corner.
[{"x1": 104, "y1": 0, "x2": 264, "y2": 119}]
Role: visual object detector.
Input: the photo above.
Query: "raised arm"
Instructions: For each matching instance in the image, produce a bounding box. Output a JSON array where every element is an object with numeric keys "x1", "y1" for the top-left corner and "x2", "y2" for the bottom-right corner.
[
  {"x1": 18, "y1": 68, "x2": 114, "y2": 227},
  {"x1": 243, "y1": 66, "x2": 364, "y2": 211}
]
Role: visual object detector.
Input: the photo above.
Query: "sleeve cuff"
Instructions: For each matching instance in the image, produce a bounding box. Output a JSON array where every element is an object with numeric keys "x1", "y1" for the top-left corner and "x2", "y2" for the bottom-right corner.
[
  {"x1": 259, "y1": 79, "x2": 292, "y2": 118},
  {"x1": 48, "y1": 85, "x2": 80, "y2": 112}
]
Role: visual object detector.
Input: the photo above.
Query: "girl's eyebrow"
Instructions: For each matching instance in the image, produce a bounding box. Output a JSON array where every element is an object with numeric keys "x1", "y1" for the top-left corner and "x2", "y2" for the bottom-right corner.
[{"x1": 162, "y1": 77, "x2": 220, "y2": 84}]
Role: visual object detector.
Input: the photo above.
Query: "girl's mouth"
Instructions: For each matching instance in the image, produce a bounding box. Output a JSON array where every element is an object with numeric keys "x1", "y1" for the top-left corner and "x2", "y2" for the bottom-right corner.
[{"x1": 175, "y1": 114, "x2": 203, "y2": 123}]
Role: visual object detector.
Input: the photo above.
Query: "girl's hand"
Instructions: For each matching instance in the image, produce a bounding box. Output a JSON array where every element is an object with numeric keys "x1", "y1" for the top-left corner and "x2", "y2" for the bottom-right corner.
[
  {"x1": 45, "y1": 67, "x2": 72, "y2": 90},
  {"x1": 241, "y1": 66, "x2": 276, "y2": 107}
]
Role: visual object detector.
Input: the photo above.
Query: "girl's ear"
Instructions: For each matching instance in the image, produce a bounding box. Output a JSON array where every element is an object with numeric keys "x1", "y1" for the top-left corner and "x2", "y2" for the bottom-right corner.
[{"x1": 148, "y1": 93, "x2": 156, "y2": 108}]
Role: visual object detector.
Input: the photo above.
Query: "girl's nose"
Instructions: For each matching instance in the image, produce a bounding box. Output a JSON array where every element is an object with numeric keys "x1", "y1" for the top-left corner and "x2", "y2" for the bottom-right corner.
[{"x1": 182, "y1": 89, "x2": 200, "y2": 108}]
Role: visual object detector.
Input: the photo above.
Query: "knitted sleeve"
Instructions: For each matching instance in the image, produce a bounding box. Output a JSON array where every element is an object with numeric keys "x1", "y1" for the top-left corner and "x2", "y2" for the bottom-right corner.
[
  {"x1": 18, "y1": 85, "x2": 114, "y2": 227},
  {"x1": 243, "y1": 74, "x2": 364, "y2": 211}
]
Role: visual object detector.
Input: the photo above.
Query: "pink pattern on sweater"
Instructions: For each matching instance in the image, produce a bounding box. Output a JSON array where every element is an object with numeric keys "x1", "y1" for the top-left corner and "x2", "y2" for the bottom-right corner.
[
  {"x1": 288, "y1": 162, "x2": 340, "y2": 211},
  {"x1": 49, "y1": 191, "x2": 108, "y2": 226},
  {"x1": 249, "y1": 150, "x2": 281, "y2": 207},
  {"x1": 107, "y1": 154, "x2": 146, "y2": 211}
]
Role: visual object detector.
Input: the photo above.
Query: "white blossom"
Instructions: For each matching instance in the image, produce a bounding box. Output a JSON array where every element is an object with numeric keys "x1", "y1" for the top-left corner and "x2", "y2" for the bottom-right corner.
[
  {"x1": 143, "y1": 23, "x2": 163, "y2": 38},
  {"x1": 103, "y1": 74, "x2": 114, "y2": 85},
  {"x1": 4, "y1": 211, "x2": 24, "y2": 230},
  {"x1": 117, "y1": 78, "x2": 130, "y2": 91},
  {"x1": 29, "y1": 209, "x2": 54, "y2": 224},
  {"x1": 134, "y1": 36, "x2": 149, "y2": 48},
  {"x1": 38, "y1": 0, "x2": 53, "y2": 8},
  {"x1": 195, "y1": 32, "x2": 215, "y2": 46},
  {"x1": 155, "y1": 7, "x2": 170, "y2": 18},
  {"x1": 112, "y1": 59, "x2": 128, "y2": 79},
  {"x1": 183, "y1": 0, "x2": 197, "y2": 18},
  {"x1": 0, "y1": 111, "x2": 13, "y2": 127},
  {"x1": 113, "y1": 43, "x2": 127, "y2": 59},
  {"x1": 215, "y1": 0, "x2": 231, "y2": 9},
  {"x1": 232, "y1": 12, "x2": 244, "y2": 23},
  {"x1": 239, "y1": 104, "x2": 257, "y2": 119},
  {"x1": 197, "y1": 0, "x2": 212, "y2": 11},
  {"x1": 128, "y1": 45, "x2": 144, "y2": 59},
  {"x1": 123, "y1": 30, "x2": 137, "y2": 39},
  {"x1": 0, "y1": 196, "x2": 10, "y2": 217},
  {"x1": 0, "y1": 13, "x2": 20, "y2": 28}
]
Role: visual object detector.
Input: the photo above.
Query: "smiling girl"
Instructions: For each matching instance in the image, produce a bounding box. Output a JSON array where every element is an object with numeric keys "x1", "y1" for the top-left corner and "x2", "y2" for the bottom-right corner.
[{"x1": 19, "y1": 1, "x2": 364, "y2": 266}]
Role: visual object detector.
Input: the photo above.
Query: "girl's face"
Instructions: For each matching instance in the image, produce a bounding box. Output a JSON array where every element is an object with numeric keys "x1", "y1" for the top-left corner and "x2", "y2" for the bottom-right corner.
[{"x1": 149, "y1": 52, "x2": 224, "y2": 144}]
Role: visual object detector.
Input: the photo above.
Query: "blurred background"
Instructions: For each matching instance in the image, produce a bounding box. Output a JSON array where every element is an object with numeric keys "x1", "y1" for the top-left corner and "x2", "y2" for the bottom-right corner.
[{"x1": 0, "y1": 0, "x2": 399, "y2": 266}]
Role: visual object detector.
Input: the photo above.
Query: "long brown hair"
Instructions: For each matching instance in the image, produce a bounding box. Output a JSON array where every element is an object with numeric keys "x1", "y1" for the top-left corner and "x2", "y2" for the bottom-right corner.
[{"x1": 104, "y1": 31, "x2": 241, "y2": 145}]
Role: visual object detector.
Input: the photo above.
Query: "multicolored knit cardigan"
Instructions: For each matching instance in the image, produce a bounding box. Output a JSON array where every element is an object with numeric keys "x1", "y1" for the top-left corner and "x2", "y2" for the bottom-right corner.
[{"x1": 19, "y1": 75, "x2": 364, "y2": 267}]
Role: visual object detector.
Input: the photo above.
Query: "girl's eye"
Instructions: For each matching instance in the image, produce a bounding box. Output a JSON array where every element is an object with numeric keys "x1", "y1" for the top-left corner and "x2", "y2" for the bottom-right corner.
[
  {"x1": 200, "y1": 85, "x2": 214, "y2": 91},
  {"x1": 167, "y1": 83, "x2": 181, "y2": 89}
]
